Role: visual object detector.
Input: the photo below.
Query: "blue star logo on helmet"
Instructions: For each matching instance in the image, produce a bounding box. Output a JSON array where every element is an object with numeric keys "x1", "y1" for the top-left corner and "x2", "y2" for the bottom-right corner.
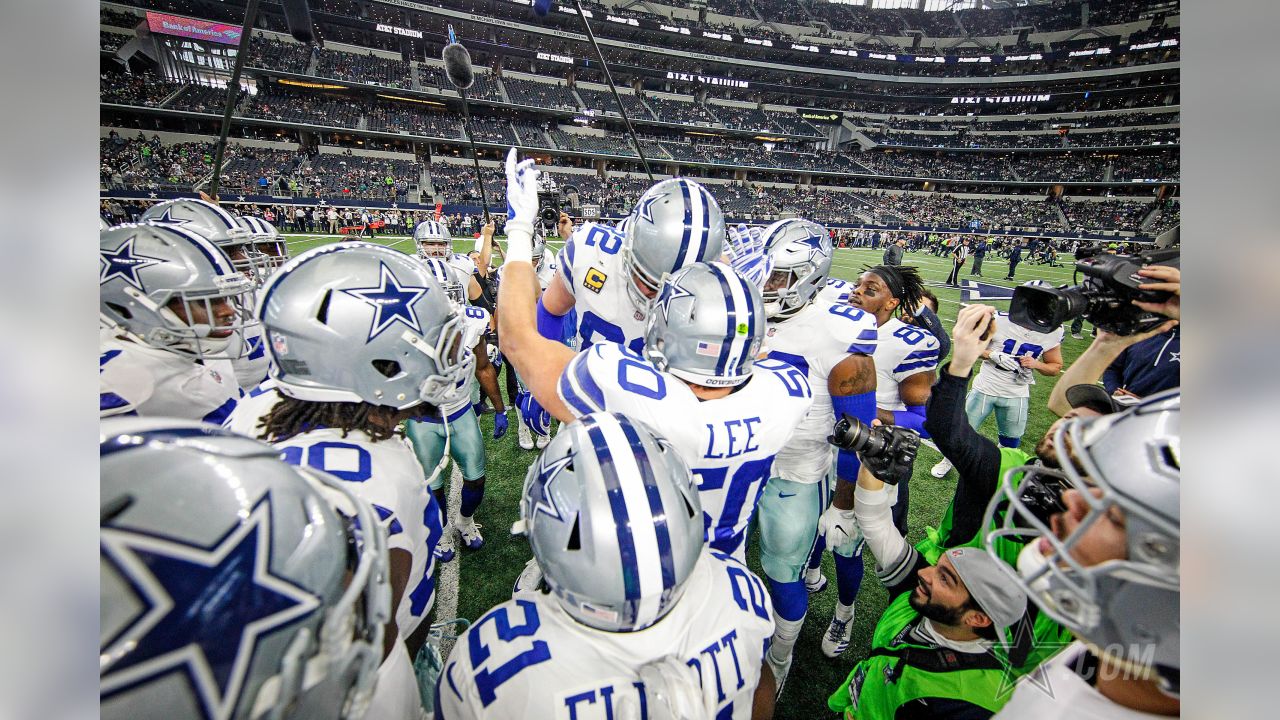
[
  {"x1": 342, "y1": 262, "x2": 431, "y2": 342},
  {"x1": 100, "y1": 497, "x2": 320, "y2": 720},
  {"x1": 100, "y1": 235, "x2": 165, "y2": 290},
  {"x1": 147, "y1": 207, "x2": 191, "y2": 227},
  {"x1": 654, "y1": 280, "x2": 694, "y2": 323},
  {"x1": 529, "y1": 453, "x2": 574, "y2": 521},
  {"x1": 632, "y1": 193, "x2": 661, "y2": 224}
]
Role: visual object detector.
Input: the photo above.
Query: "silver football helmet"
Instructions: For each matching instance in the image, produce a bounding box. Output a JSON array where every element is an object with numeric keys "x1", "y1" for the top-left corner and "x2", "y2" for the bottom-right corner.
[
  {"x1": 645, "y1": 262, "x2": 765, "y2": 388},
  {"x1": 100, "y1": 223, "x2": 259, "y2": 359},
  {"x1": 141, "y1": 197, "x2": 254, "y2": 247},
  {"x1": 235, "y1": 215, "x2": 290, "y2": 280},
  {"x1": 100, "y1": 417, "x2": 390, "y2": 720},
  {"x1": 622, "y1": 178, "x2": 726, "y2": 310},
  {"x1": 760, "y1": 218, "x2": 833, "y2": 320},
  {"x1": 521, "y1": 412, "x2": 705, "y2": 633},
  {"x1": 984, "y1": 390, "x2": 1180, "y2": 690},
  {"x1": 100, "y1": 216, "x2": 112, "y2": 230},
  {"x1": 421, "y1": 256, "x2": 466, "y2": 306},
  {"x1": 414, "y1": 219, "x2": 452, "y2": 259},
  {"x1": 257, "y1": 242, "x2": 475, "y2": 410}
]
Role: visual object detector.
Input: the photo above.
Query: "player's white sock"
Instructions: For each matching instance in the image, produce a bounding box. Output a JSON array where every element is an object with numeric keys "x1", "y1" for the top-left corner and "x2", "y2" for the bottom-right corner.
[
  {"x1": 834, "y1": 601, "x2": 855, "y2": 622},
  {"x1": 769, "y1": 613, "x2": 805, "y2": 667}
]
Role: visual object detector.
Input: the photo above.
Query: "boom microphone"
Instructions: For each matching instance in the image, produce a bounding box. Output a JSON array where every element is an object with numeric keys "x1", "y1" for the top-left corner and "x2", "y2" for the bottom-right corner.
[
  {"x1": 442, "y1": 25, "x2": 491, "y2": 223},
  {"x1": 442, "y1": 41, "x2": 474, "y2": 90}
]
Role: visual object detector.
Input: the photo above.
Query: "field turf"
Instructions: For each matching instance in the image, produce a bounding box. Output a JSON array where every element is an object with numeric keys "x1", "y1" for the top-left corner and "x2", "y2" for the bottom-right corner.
[{"x1": 282, "y1": 232, "x2": 1087, "y2": 718}]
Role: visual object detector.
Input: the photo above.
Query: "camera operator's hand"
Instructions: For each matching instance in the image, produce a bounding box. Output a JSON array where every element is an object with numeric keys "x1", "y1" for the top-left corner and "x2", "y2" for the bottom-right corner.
[
  {"x1": 949, "y1": 304, "x2": 996, "y2": 377},
  {"x1": 558, "y1": 211, "x2": 574, "y2": 240},
  {"x1": 1133, "y1": 265, "x2": 1180, "y2": 320},
  {"x1": 480, "y1": 219, "x2": 496, "y2": 242}
]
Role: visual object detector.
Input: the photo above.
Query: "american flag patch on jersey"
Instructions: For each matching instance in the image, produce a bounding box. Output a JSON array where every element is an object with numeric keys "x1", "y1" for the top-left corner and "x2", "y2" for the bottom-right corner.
[{"x1": 696, "y1": 341, "x2": 722, "y2": 356}]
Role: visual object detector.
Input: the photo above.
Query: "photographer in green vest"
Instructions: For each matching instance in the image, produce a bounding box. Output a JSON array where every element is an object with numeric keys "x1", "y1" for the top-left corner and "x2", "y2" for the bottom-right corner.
[{"x1": 826, "y1": 417, "x2": 1029, "y2": 719}]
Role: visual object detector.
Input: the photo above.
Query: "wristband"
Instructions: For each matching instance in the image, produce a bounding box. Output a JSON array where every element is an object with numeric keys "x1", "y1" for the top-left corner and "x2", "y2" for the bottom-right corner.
[
  {"x1": 537, "y1": 296, "x2": 567, "y2": 341},
  {"x1": 505, "y1": 219, "x2": 535, "y2": 264}
]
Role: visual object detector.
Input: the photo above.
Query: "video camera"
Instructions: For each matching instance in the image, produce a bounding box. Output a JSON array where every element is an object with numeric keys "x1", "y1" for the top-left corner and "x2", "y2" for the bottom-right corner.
[
  {"x1": 1008, "y1": 247, "x2": 1179, "y2": 335},
  {"x1": 536, "y1": 174, "x2": 562, "y2": 235}
]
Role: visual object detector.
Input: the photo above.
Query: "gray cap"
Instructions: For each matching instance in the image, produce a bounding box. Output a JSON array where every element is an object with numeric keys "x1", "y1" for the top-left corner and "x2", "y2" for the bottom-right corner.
[
  {"x1": 1065, "y1": 383, "x2": 1121, "y2": 415},
  {"x1": 944, "y1": 547, "x2": 1027, "y2": 637}
]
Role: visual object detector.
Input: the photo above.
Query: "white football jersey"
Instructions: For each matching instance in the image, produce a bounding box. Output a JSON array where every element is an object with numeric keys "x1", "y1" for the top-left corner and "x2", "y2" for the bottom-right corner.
[
  {"x1": 495, "y1": 246, "x2": 558, "y2": 291},
  {"x1": 224, "y1": 385, "x2": 442, "y2": 641},
  {"x1": 557, "y1": 222, "x2": 647, "y2": 355},
  {"x1": 763, "y1": 299, "x2": 879, "y2": 484},
  {"x1": 972, "y1": 312, "x2": 1064, "y2": 398},
  {"x1": 818, "y1": 277, "x2": 853, "y2": 304},
  {"x1": 557, "y1": 342, "x2": 813, "y2": 560},
  {"x1": 873, "y1": 318, "x2": 941, "y2": 412},
  {"x1": 439, "y1": 551, "x2": 774, "y2": 720},
  {"x1": 995, "y1": 642, "x2": 1166, "y2": 719},
  {"x1": 99, "y1": 334, "x2": 241, "y2": 424},
  {"x1": 436, "y1": 304, "x2": 492, "y2": 418}
]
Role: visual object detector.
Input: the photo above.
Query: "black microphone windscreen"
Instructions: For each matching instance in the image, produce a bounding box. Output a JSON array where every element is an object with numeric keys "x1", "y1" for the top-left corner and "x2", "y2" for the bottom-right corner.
[
  {"x1": 442, "y1": 43, "x2": 474, "y2": 90},
  {"x1": 281, "y1": 0, "x2": 314, "y2": 44}
]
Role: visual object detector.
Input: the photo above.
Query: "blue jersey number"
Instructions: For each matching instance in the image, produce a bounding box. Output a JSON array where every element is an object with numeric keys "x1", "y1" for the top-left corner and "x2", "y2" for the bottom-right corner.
[
  {"x1": 579, "y1": 311, "x2": 643, "y2": 354},
  {"x1": 754, "y1": 358, "x2": 809, "y2": 398},
  {"x1": 726, "y1": 565, "x2": 771, "y2": 621},
  {"x1": 583, "y1": 225, "x2": 623, "y2": 255},
  {"x1": 279, "y1": 441, "x2": 372, "y2": 482},
  {"x1": 464, "y1": 305, "x2": 488, "y2": 321},
  {"x1": 469, "y1": 600, "x2": 553, "y2": 707},
  {"x1": 693, "y1": 457, "x2": 774, "y2": 554},
  {"x1": 1000, "y1": 339, "x2": 1044, "y2": 358},
  {"x1": 617, "y1": 357, "x2": 667, "y2": 400},
  {"x1": 893, "y1": 325, "x2": 927, "y2": 346},
  {"x1": 827, "y1": 303, "x2": 869, "y2": 324}
]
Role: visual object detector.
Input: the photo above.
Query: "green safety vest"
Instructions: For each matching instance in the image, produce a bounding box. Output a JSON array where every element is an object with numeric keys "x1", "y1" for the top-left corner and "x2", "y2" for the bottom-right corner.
[
  {"x1": 913, "y1": 448, "x2": 1075, "y2": 676},
  {"x1": 828, "y1": 593, "x2": 1011, "y2": 719}
]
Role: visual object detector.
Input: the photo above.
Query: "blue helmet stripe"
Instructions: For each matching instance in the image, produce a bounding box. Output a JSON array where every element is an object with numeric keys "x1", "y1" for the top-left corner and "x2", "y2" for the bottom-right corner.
[
  {"x1": 676, "y1": 180, "x2": 693, "y2": 273},
  {"x1": 695, "y1": 184, "x2": 712, "y2": 262},
  {"x1": 163, "y1": 225, "x2": 237, "y2": 277},
  {"x1": 704, "y1": 263, "x2": 737, "y2": 376},
  {"x1": 617, "y1": 418, "x2": 676, "y2": 592},
  {"x1": 584, "y1": 419, "x2": 641, "y2": 601}
]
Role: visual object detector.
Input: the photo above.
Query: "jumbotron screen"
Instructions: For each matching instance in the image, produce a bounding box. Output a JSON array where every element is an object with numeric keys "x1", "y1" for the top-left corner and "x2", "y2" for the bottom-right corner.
[{"x1": 145, "y1": 11, "x2": 243, "y2": 46}]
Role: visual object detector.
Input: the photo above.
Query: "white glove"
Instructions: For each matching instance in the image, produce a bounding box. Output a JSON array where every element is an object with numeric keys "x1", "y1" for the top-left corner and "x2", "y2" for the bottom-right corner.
[
  {"x1": 818, "y1": 505, "x2": 861, "y2": 549},
  {"x1": 616, "y1": 656, "x2": 711, "y2": 720},
  {"x1": 988, "y1": 351, "x2": 1021, "y2": 373},
  {"x1": 511, "y1": 557, "x2": 545, "y2": 597},
  {"x1": 504, "y1": 147, "x2": 540, "y2": 262}
]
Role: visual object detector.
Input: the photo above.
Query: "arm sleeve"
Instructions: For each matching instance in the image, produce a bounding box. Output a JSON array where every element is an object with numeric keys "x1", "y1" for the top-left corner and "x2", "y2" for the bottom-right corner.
[
  {"x1": 922, "y1": 364, "x2": 1003, "y2": 546},
  {"x1": 855, "y1": 484, "x2": 922, "y2": 594}
]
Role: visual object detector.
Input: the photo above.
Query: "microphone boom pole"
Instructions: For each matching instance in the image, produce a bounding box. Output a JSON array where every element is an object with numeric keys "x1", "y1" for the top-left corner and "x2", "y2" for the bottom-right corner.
[
  {"x1": 570, "y1": 0, "x2": 653, "y2": 181},
  {"x1": 442, "y1": 28, "x2": 492, "y2": 224}
]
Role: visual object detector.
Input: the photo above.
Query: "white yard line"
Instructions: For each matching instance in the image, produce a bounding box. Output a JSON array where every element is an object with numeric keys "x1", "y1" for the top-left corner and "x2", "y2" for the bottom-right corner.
[{"x1": 436, "y1": 464, "x2": 463, "y2": 663}]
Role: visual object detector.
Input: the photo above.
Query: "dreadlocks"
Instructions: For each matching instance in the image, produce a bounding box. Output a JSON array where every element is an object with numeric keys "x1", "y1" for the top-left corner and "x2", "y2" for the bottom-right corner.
[
  {"x1": 864, "y1": 264, "x2": 926, "y2": 317},
  {"x1": 257, "y1": 395, "x2": 434, "y2": 443}
]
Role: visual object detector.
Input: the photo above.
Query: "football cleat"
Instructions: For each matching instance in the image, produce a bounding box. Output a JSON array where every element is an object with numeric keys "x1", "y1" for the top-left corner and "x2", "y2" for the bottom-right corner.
[
  {"x1": 821, "y1": 607, "x2": 855, "y2": 658},
  {"x1": 458, "y1": 516, "x2": 484, "y2": 550},
  {"x1": 435, "y1": 523, "x2": 457, "y2": 563},
  {"x1": 930, "y1": 458, "x2": 953, "y2": 478},
  {"x1": 517, "y1": 410, "x2": 535, "y2": 450},
  {"x1": 764, "y1": 648, "x2": 793, "y2": 699}
]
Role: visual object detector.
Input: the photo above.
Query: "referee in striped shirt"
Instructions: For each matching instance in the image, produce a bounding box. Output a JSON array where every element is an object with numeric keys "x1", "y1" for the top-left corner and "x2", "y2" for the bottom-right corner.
[{"x1": 946, "y1": 237, "x2": 970, "y2": 287}]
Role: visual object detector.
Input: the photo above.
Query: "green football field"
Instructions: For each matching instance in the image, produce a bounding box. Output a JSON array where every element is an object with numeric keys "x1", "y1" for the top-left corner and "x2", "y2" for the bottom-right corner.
[{"x1": 283, "y1": 232, "x2": 1086, "y2": 718}]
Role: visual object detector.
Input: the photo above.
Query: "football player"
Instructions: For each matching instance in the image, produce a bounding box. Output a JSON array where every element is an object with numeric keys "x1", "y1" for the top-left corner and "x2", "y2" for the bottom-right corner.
[
  {"x1": 224, "y1": 242, "x2": 473, "y2": 716},
  {"x1": 988, "y1": 391, "x2": 1180, "y2": 718},
  {"x1": 406, "y1": 254, "x2": 506, "y2": 560},
  {"x1": 497, "y1": 149, "x2": 813, "y2": 565},
  {"x1": 99, "y1": 223, "x2": 254, "y2": 423},
  {"x1": 100, "y1": 417, "x2": 390, "y2": 720},
  {"x1": 804, "y1": 264, "x2": 941, "y2": 658},
  {"x1": 931, "y1": 306, "x2": 1063, "y2": 477},
  {"x1": 753, "y1": 218, "x2": 880, "y2": 692},
  {"x1": 438, "y1": 412, "x2": 778, "y2": 720}
]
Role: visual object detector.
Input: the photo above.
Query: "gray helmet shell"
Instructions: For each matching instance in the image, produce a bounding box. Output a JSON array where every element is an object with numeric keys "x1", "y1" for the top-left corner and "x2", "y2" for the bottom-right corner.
[
  {"x1": 414, "y1": 219, "x2": 452, "y2": 259},
  {"x1": 521, "y1": 412, "x2": 705, "y2": 632},
  {"x1": 760, "y1": 218, "x2": 833, "y2": 320},
  {"x1": 257, "y1": 242, "x2": 475, "y2": 410},
  {"x1": 100, "y1": 223, "x2": 259, "y2": 358},
  {"x1": 985, "y1": 390, "x2": 1180, "y2": 687},
  {"x1": 622, "y1": 178, "x2": 726, "y2": 309},
  {"x1": 141, "y1": 198, "x2": 253, "y2": 247},
  {"x1": 644, "y1": 261, "x2": 765, "y2": 387},
  {"x1": 100, "y1": 417, "x2": 390, "y2": 720}
]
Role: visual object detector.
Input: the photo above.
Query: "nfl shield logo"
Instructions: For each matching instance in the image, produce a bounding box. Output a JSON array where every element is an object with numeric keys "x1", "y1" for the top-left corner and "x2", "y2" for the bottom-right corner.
[{"x1": 271, "y1": 332, "x2": 288, "y2": 355}]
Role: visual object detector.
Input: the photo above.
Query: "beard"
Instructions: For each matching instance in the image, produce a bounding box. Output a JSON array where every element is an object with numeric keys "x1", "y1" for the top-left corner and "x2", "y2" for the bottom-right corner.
[{"x1": 908, "y1": 588, "x2": 969, "y2": 627}]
